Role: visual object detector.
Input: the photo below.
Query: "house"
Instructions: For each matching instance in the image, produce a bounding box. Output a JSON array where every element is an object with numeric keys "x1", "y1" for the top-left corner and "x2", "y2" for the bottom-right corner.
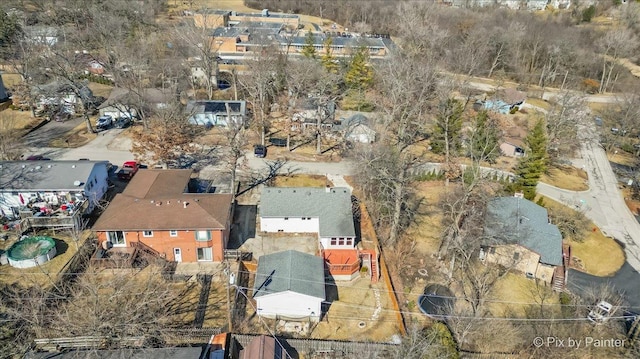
[
  {"x1": 334, "y1": 113, "x2": 376, "y2": 143},
  {"x1": 32, "y1": 80, "x2": 93, "y2": 114},
  {"x1": 481, "y1": 196, "x2": 563, "y2": 284},
  {"x1": 98, "y1": 88, "x2": 175, "y2": 119},
  {"x1": 23, "y1": 25, "x2": 58, "y2": 46},
  {"x1": 253, "y1": 250, "x2": 325, "y2": 322},
  {"x1": 25, "y1": 347, "x2": 204, "y2": 359},
  {"x1": 500, "y1": 138, "x2": 526, "y2": 157},
  {"x1": 186, "y1": 100, "x2": 247, "y2": 127},
  {"x1": 259, "y1": 187, "x2": 355, "y2": 250},
  {"x1": 92, "y1": 169, "x2": 234, "y2": 263},
  {"x1": 0, "y1": 161, "x2": 110, "y2": 230},
  {"x1": 259, "y1": 186, "x2": 375, "y2": 281}
]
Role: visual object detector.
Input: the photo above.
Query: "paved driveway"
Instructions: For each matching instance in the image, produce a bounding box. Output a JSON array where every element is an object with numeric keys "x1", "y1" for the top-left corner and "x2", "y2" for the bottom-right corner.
[
  {"x1": 22, "y1": 117, "x2": 85, "y2": 147},
  {"x1": 568, "y1": 263, "x2": 640, "y2": 308}
]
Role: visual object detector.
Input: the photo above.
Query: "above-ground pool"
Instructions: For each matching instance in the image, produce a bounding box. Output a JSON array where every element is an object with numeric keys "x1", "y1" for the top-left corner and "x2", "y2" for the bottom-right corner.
[{"x1": 7, "y1": 236, "x2": 57, "y2": 269}]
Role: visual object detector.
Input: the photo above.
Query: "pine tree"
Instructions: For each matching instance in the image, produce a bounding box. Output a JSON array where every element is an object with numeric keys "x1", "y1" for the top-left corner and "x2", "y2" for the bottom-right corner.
[
  {"x1": 321, "y1": 37, "x2": 338, "y2": 73},
  {"x1": 431, "y1": 98, "x2": 463, "y2": 160},
  {"x1": 301, "y1": 31, "x2": 317, "y2": 59},
  {"x1": 344, "y1": 47, "x2": 373, "y2": 90},
  {"x1": 468, "y1": 110, "x2": 501, "y2": 164},
  {"x1": 514, "y1": 119, "x2": 548, "y2": 200}
]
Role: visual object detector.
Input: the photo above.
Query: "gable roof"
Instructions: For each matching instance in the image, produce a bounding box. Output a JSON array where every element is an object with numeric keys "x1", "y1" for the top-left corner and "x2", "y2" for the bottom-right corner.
[
  {"x1": 97, "y1": 87, "x2": 175, "y2": 109},
  {"x1": 0, "y1": 161, "x2": 108, "y2": 191},
  {"x1": 484, "y1": 197, "x2": 563, "y2": 266},
  {"x1": 93, "y1": 169, "x2": 232, "y2": 231},
  {"x1": 253, "y1": 250, "x2": 325, "y2": 300},
  {"x1": 260, "y1": 187, "x2": 355, "y2": 238}
]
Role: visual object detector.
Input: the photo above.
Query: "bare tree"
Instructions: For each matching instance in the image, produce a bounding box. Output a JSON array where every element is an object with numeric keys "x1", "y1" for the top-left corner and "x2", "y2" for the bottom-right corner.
[
  {"x1": 545, "y1": 91, "x2": 588, "y2": 161},
  {"x1": 597, "y1": 28, "x2": 637, "y2": 94}
]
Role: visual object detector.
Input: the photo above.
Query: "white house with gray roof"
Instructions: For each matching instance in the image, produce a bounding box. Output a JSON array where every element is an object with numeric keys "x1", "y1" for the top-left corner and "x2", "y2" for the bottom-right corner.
[
  {"x1": 0, "y1": 161, "x2": 109, "y2": 220},
  {"x1": 481, "y1": 196, "x2": 563, "y2": 283},
  {"x1": 259, "y1": 187, "x2": 356, "y2": 250},
  {"x1": 253, "y1": 250, "x2": 325, "y2": 322}
]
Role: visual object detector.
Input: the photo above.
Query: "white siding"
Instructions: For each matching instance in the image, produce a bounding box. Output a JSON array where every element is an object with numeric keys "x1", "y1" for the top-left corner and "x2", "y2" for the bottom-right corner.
[
  {"x1": 83, "y1": 163, "x2": 109, "y2": 213},
  {"x1": 320, "y1": 236, "x2": 357, "y2": 250},
  {"x1": 260, "y1": 217, "x2": 320, "y2": 233},
  {"x1": 256, "y1": 291, "x2": 323, "y2": 322}
]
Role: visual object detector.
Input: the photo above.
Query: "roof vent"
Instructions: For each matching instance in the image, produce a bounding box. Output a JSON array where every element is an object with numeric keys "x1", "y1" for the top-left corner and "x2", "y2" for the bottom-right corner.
[
  {"x1": 150, "y1": 200, "x2": 155, "y2": 203},
  {"x1": 47, "y1": 165, "x2": 52, "y2": 168},
  {"x1": 156, "y1": 201, "x2": 162, "y2": 206},
  {"x1": 35, "y1": 166, "x2": 41, "y2": 170},
  {"x1": 183, "y1": 202, "x2": 189, "y2": 209},
  {"x1": 73, "y1": 180, "x2": 82, "y2": 186},
  {"x1": 71, "y1": 165, "x2": 76, "y2": 168},
  {"x1": 194, "y1": 198, "x2": 199, "y2": 202}
]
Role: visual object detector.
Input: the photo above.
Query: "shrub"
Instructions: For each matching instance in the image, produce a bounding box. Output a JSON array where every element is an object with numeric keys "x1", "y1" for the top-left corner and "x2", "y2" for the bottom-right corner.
[
  {"x1": 582, "y1": 5, "x2": 596, "y2": 23},
  {"x1": 509, "y1": 106, "x2": 519, "y2": 114}
]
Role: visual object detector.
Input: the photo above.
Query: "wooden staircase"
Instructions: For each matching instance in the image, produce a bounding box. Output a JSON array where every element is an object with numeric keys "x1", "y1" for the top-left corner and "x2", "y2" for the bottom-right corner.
[
  {"x1": 552, "y1": 244, "x2": 572, "y2": 292},
  {"x1": 131, "y1": 241, "x2": 166, "y2": 262},
  {"x1": 360, "y1": 249, "x2": 379, "y2": 283}
]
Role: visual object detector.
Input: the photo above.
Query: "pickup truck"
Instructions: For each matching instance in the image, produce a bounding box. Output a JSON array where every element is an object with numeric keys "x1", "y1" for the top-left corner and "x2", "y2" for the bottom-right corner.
[{"x1": 117, "y1": 161, "x2": 140, "y2": 180}]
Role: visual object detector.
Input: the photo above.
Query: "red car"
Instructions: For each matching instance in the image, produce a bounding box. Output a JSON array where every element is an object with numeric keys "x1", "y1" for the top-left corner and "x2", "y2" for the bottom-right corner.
[{"x1": 116, "y1": 161, "x2": 140, "y2": 180}]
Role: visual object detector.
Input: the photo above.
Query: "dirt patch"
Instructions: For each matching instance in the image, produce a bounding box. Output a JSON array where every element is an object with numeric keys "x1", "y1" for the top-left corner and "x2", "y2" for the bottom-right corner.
[
  {"x1": 273, "y1": 174, "x2": 331, "y2": 187},
  {"x1": 540, "y1": 165, "x2": 589, "y2": 191}
]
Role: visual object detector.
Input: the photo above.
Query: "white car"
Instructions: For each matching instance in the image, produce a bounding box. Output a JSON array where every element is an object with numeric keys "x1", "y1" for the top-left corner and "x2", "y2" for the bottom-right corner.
[{"x1": 587, "y1": 300, "x2": 613, "y2": 324}]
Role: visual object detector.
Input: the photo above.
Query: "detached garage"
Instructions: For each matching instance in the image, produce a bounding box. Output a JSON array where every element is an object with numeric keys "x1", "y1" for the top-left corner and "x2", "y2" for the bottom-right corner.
[{"x1": 252, "y1": 250, "x2": 325, "y2": 322}]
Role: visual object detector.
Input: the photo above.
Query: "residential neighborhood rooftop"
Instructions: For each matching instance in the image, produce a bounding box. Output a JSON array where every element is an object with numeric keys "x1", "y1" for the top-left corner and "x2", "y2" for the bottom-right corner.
[
  {"x1": 185, "y1": 100, "x2": 246, "y2": 115},
  {"x1": 0, "y1": 160, "x2": 108, "y2": 191},
  {"x1": 93, "y1": 169, "x2": 233, "y2": 231},
  {"x1": 253, "y1": 250, "x2": 325, "y2": 299},
  {"x1": 260, "y1": 187, "x2": 355, "y2": 238},
  {"x1": 484, "y1": 197, "x2": 563, "y2": 266}
]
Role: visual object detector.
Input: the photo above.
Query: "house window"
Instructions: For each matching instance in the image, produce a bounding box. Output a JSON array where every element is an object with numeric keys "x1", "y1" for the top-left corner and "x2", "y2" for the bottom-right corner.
[
  {"x1": 195, "y1": 230, "x2": 210, "y2": 241},
  {"x1": 338, "y1": 238, "x2": 345, "y2": 245},
  {"x1": 302, "y1": 217, "x2": 306, "y2": 220},
  {"x1": 197, "y1": 247, "x2": 213, "y2": 261},
  {"x1": 331, "y1": 238, "x2": 337, "y2": 245},
  {"x1": 169, "y1": 230, "x2": 178, "y2": 237},
  {"x1": 346, "y1": 238, "x2": 352, "y2": 246},
  {"x1": 284, "y1": 217, "x2": 289, "y2": 220},
  {"x1": 106, "y1": 231, "x2": 125, "y2": 246},
  {"x1": 143, "y1": 231, "x2": 153, "y2": 237},
  {"x1": 307, "y1": 217, "x2": 311, "y2": 220}
]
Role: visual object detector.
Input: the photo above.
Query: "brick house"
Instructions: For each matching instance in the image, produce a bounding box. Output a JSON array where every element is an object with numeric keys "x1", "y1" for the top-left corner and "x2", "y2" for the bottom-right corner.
[{"x1": 92, "y1": 169, "x2": 233, "y2": 262}]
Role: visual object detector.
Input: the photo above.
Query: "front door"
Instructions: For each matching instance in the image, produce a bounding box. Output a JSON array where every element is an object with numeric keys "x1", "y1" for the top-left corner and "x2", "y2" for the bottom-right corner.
[{"x1": 174, "y1": 248, "x2": 182, "y2": 262}]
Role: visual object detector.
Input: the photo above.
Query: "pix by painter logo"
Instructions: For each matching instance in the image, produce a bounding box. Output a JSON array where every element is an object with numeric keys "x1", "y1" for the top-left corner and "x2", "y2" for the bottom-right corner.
[{"x1": 533, "y1": 336, "x2": 627, "y2": 349}]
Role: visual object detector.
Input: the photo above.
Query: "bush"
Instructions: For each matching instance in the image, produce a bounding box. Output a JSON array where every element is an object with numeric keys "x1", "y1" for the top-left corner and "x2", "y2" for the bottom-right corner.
[
  {"x1": 509, "y1": 106, "x2": 519, "y2": 114},
  {"x1": 582, "y1": 5, "x2": 596, "y2": 23},
  {"x1": 620, "y1": 142, "x2": 635, "y2": 154}
]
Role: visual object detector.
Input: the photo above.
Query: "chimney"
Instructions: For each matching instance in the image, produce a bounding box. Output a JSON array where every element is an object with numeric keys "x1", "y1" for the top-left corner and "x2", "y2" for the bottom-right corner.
[{"x1": 183, "y1": 202, "x2": 189, "y2": 209}]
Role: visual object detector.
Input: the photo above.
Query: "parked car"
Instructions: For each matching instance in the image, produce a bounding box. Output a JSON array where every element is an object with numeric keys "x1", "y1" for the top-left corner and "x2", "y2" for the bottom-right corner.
[
  {"x1": 116, "y1": 160, "x2": 140, "y2": 180},
  {"x1": 254, "y1": 144, "x2": 267, "y2": 158},
  {"x1": 96, "y1": 115, "x2": 113, "y2": 130},
  {"x1": 26, "y1": 155, "x2": 50, "y2": 160},
  {"x1": 115, "y1": 117, "x2": 131, "y2": 129},
  {"x1": 588, "y1": 300, "x2": 613, "y2": 324},
  {"x1": 268, "y1": 138, "x2": 287, "y2": 147}
]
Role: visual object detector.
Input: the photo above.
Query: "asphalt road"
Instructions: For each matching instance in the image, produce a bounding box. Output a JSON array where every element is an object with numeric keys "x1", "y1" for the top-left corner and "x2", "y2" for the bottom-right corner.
[
  {"x1": 22, "y1": 116, "x2": 85, "y2": 148},
  {"x1": 568, "y1": 264, "x2": 640, "y2": 308}
]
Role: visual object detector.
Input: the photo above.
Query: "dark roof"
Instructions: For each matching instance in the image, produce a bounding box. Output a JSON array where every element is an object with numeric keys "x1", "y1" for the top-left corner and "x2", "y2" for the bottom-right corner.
[
  {"x1": 287, "y1": 35, "x2": 387, "y2": 48},
  {"x1": 240, "y1": 335, "x2": 283, "y2": 359},
  {"x1": 484, "y1": 197, "x2": 563, "y2": 266},
  {"x1": 98, "y1": 88, "x2": 175, "y2": 109},
  {"x1": 185, "y1": 100, "x2": 246, "y2": 115},
  {"x1": 93, "y1": 169, "x2": 233, "y2": 231},
  {"x1": 253, "y1": 250, "x2": 325, "y2": 299},
  {"x1": 0, "y1": 161, "x2": 108, "y2": 191},
  {"x1": 260, "y1": 187, "x2": 355, "y2": 238},
  {"x1": 334, "y1": 113, "x2": 371, "y2": 131},
  {"x1": 25, "y1": 347, "x2": 203, "y2": 359}
]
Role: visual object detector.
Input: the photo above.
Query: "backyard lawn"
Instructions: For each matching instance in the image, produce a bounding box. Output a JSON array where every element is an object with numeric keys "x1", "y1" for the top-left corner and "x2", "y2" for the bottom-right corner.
[
  {"x1": 273, "y1": 174, "x2": 332, "y2": 187},
  {"x1": 488, "y1": 272, "x2": 560, "y2": 318},
  {"x1": 540, "y1": 165, "x2": 589, "y2": 191}
]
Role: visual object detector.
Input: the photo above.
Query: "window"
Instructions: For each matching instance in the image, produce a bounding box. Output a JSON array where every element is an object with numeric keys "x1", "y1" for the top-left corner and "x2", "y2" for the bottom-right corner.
[
  {"x1": 107, "y1": 231, "x2": 125, "y2": 246},
  {"x1": 195, "y1": 230, "x2": 210, "y2": 241},
  {"x1": 338, "y1": 238, "x2": 345, "y2": 245},
  {"x1": 307, "y1": 217, "x2": 311, "y2": 220},
  {"x1": 143, "y1": 231, "x2": 153, "y2": 237},
  {"x1": 346, "y1": 238, "x2": 352, "y2": 246},
  {"x1": 197, "y1": 247, "x2": 213, "y2": 261},
  {"x1": 302, "y1": 217, "x2": 306, "y2": 220},
  {"x1": 169, "y1": 230, "x2": 178, "y2": 237},
  {"x1": 284, "y1": 217, "x2": 289, "y2": 220},
  {"x1": 331, "y1": 238, "x2": 337, "y2": 245}
]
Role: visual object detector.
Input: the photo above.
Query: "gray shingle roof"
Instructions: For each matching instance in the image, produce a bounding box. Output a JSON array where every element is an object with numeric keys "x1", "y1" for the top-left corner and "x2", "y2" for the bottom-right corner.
[
  {"x1": 253, "y1": 250, "x2": 325, "y2": 299},
  {"x1": 260, "y1": 187, "x2": 355, "y2": 237},
  {"x1": 0, "y1": 161, "x2": 108, "y2": 191},
  {"x1": 484, "y1": 197, "x2": 563, "y2": 266}
]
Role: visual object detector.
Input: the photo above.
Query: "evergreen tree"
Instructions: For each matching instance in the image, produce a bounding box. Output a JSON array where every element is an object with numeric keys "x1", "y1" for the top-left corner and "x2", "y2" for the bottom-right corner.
[
  {"x1": 514, "y1": 119, "x2": 548, "y2": 200},
  {"x1": 468, "y1": 110, "x2": 501, "y2": 164},
  {"x1": 321, "y1": 37, "x2": 338, "y2": 74},
  {"x1": 344, "y1": 47, "x2": 373, "y2": 90},
  {"x1": 301, "y1": 31, "x2": 317, "y2": 59},
  {"x1": 431, "y1": 98, "x2": 463, "y2": 159},
  {"x1": 0, "y1": 9, "x2": 21, "y2": 50}
]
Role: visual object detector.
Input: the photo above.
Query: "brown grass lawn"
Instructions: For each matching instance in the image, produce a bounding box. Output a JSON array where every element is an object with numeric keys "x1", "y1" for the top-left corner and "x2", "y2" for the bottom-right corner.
[
  {"x1": 0, "y1": 230, "x2": 91, "y2": 288},
  {"x1": 608, "y1": 150, "x2": 637, "y2": 167},
  {"x1": 568, "y1": 228, "x2": 625, "y2": 277},
  {"x1": 539, "y1": 196, "x2": 625, "y2": 276},
  {"x1": 526, "y1": 97, "x2": 551, "y2": 111},
  {"x1": 0, "y1": 108, "x2": 42, "y2": 134},
  {"x1": 588, "y1": 102, "x2": 613, "y2": 113},
  {"x1": 1, "y1": 73, "x2": 23, "y2": 87},
  {"x1": 540, "y1": 165, "x2": 589, "y2": 191},
  {"x1": 488, "y1": 272, "x2": 560, "y2": 317},
  {"x1": 407, "y1": 181, "x2": 445, "y2": 255},
  {"x1": 87, "y1": 83, "x2": 114, "y2": 99},
  {"x1": 273, "y1": 174, "x2": 332, "y2": 187}
]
